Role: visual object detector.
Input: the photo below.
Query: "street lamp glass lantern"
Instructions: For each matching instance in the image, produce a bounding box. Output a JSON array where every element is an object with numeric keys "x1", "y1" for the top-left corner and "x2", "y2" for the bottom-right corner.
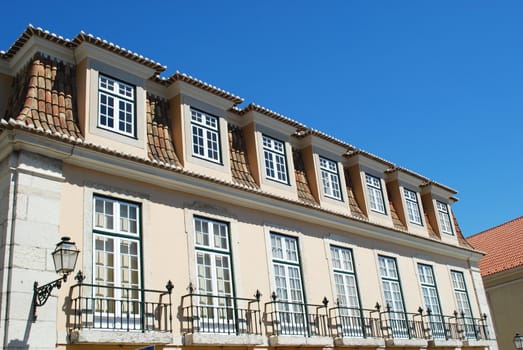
[
  {"x1": 514, "y1": 333, "x2": 523, "y2": 349},
  {"x1": 51, "y1": 237, "x2": 79, "y2": 275}
]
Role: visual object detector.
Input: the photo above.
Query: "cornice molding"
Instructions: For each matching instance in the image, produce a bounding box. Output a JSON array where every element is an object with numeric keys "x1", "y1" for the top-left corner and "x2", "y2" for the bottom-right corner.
[
  {"x1": 0, "y1": 129, "x2": 482, "y2": 261},
  {"x1": 8, "y1": 36, "x2": 75, "y2": 76},
  {"x1": 75, "y1": 42, "x2": 157, "y2": 79}
]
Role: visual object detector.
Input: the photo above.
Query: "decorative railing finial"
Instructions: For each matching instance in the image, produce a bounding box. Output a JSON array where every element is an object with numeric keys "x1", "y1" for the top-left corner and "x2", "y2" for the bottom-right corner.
[{"x1": 166, "y1": 280, "x2": 174, "y2": 293}]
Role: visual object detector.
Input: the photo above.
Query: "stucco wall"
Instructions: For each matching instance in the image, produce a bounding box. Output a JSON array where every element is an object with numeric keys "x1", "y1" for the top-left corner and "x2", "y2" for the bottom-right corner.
[
  {"x1": 485, "y1": 273, "x2": 523, "y2": 350},
  {"x1": 54, "y1": 161, "x2": 493, "y2": 346}
]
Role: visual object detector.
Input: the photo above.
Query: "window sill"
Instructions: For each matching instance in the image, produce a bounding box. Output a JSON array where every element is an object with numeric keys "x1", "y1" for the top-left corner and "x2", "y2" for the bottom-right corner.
[
  {"x1": 69, "y1": 329, "x2": 173, "y2": 344},
  {"x1": 385, "y1": 338, "x2": 428, "y2": 348},
  {"x1": 462, "y1": 339, "x2": 496, "y2": 348},
  {"x1": 269, "y1": 335, "x2": 333, "y2": 347},
  {"x1": 334, "y1": 336, "x2": 385, "y2": 347},
  {"x1": 183, "y1": 333, "x2": 264, "y2": 346},
  {"x1": 428, "y1": 338, "x2": 463, "y2": 347}
]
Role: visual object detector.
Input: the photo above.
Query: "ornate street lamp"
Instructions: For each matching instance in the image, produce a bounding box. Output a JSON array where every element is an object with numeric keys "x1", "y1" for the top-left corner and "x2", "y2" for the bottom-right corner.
[
  {"x1": 514, "y1": 333, "x2": 523, "y2": 349},
  {"x1": 33, "y1": 237, "x2": 80, "y2": 320}
]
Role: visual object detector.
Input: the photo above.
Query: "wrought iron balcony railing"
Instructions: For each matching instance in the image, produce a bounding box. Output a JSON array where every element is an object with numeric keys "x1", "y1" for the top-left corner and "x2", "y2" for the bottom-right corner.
[
  {"x1": 265, "y1": 293, "x2": 330, "y2": 337},
  {"x1": 419, "y1": 310, "x2": 491, "y2": 342},
  {"x1": 181, "y1": 287, "x2": 262, "y2": 336},
  {"x1": 68, "y1": 280, "x2": 173, "y2": 333},
  {"x1": 452, "y1": 312, "x2": 491, "y2": 341},
  {"x1": 329, "y1": 304, "x2": 382, "y2": 338},
  {"x1": 377, "y1": 304, "x2": 427, "y2": 340},
  {"x1": 422, "y1": 312, "x2": 460, "y2": 340}
]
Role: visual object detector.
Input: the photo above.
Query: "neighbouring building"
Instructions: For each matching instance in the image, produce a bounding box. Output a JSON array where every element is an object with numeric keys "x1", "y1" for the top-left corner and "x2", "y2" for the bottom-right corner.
[
  {"x1": 0, "y1": 25, "x2": 498, "y2": 350},
  {"x1": 468, "y1": 216, "x2": 523, "y2": 350}
]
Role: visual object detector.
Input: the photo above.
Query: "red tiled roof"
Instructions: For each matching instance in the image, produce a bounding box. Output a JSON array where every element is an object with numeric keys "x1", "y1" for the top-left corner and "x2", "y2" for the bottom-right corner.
[
  {"x1": 154, "y1": 73, "x2": 243, "y2": 105},
  {"x1": 344, "y1": 170, "x2": 367, "y2": 220},
  {"x1": 229, "y1": 125, "x2": 258, "y2": 188},
  {"x1": 3, "y1": 53, "x2": 83, "y2": 139},
  {"x1": 424, "y1": 213, "x2": 439, "y2": 240},
  {"x1": 0, "y1": 27, "x2": 478, "y2": 256},
  {"x1": 0, "y1": 26, "x2": 456, "y2": 197},
  {"x1": 292, "y1": 149, "x2": 318, "y2": 205},
  {"x1": 467, "y1": 216, "x2": 523, "y2": 276},
  {"x1": 389, "y1": 200, "x2": 407, "y2": 231},
  {"x1": 146, "y1": 94, "x2": 181, "y2": 166},
  {"x1": 1, "y1": 25, "x2": 165, "y2": 74}
]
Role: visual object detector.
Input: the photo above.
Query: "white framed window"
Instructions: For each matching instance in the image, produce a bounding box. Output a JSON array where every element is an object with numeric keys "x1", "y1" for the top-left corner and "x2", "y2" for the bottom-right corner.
[
  {"x1": 379, "y1": 255, "x2": 408, "y2": 338},
  {"x1": 436, "y1": 201, "x2": 454, "y2": 235},
  {"x1": 451, "y1": 271, "x2": 473, "y2": 316},
  {"x1": 98, "y1": 75, "x2": 135, "y2": 137},
  {"x1": 418, "y1": 264, "x2": 445, "y2": 338},
  {"x1": 320, "y1": 157, "x2": 342, "y2": 200},
  {"x1": 270, "y1": 233, "x2": 305, "y2": 335},
  {"x1": 93, "y1": 196, "x2": 141, "y2": 329},
  {"x1": 331, "y1": 246, "x2": 362, "y2": 337},
  {"x1": 451, "y1": 270, "x2": 475, "y2": 338},
  {"x1": 193, "y1": 217, "x2": 234, "y2": 332},
  {"x1": 365, "y1": 174, "x2": 386, "y2": 214},
  {"x1": 191, "y1": 109, "x2": 221, "y2": 163},
  {"x1": 263, "y1": 135, "x2": 288, "y2": 184},
  {"x1": 404, "y1": 188, "x2": 422, "y2": 225}
]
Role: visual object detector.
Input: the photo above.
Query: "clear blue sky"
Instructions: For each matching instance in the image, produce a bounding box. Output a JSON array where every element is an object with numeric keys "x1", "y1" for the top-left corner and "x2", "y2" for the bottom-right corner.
[{"x1": 1, "y1": 1, "x2": 521, "y2": 236}]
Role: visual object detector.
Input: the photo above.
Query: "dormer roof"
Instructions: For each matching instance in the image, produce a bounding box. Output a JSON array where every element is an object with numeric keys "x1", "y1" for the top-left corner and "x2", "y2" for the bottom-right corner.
[{"x1": 1, "y1": 25, "x2": 166, "y2": 74}]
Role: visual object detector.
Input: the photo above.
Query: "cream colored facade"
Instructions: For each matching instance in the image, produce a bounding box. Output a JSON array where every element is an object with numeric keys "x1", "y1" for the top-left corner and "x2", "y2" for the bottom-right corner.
[
  {"x1": 0, "y1": 26, "x2": 497, "y2": 350},
  {"x1": 482, "y1": 267, "x2": 523, "y2": 350}
]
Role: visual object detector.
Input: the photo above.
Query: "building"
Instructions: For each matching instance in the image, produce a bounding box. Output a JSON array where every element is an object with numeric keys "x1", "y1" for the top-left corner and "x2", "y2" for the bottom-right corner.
[
  {"x1": 0, "y1": 25, "x2": 497, "y2": 350},
  {"x1": 468, "y1": 216, "x2": 523, "y2": 350}
]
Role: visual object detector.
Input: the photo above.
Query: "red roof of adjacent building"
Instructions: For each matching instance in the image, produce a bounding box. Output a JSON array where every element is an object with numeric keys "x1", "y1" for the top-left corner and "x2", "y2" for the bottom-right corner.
[{"x1": 468, "y1": 216, "x2": 523, "y2": 277}]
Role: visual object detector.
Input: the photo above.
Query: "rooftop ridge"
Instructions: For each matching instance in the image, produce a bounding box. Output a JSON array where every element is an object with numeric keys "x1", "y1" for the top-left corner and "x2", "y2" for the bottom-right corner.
[
  {"x1": 468, "y1": 215, "x2": 523, "y2": 239},
  {"x1": 1, "y1": 24, "x2": 73, "y2": 59},
  {"x1": 1, "y1": 25, "x2": 457, "y2": 195},
  {"x1": 240, "y1": 103, "x2": 307, "y2": 129},
  {"x1": 1, "y1": 24, "x2": 166, "y2": 74},
  {"x1": 150, "y1": 72, "x2": 244, "y2": 105},
  {"x1": 71, "y1": 31, "x2": 166, "y2": 73}
]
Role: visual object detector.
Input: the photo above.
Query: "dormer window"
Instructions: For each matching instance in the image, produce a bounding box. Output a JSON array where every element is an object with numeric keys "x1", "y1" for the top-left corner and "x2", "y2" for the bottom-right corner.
[
  {"x1": 320, "y1": 156, "x2": 342, "y2": 200},
  {"x1": 404, "y1": 188, "x2": 422, "y2": 225},
  {"x1": 365, "y1": 173, "x2": 386, "y2": 214},
  {"x1": 98, "y1": 75, "x2": 135, "y2": 137},
  {"x1": 262, "y1": 135, "x2": 288, "y2": 184},
  {"x1": 190, "y1": 108, "x2": 221, "y2": 163},
  {"x1": 436, "y1": 201, "x2": 454, "y2": 235}
]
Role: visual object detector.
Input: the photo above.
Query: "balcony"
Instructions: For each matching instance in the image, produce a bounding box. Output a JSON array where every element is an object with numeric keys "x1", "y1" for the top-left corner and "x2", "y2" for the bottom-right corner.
[
  {"x1": 456, "y1": 313, "x2": 493, "y2": 347},
  {"x1": 377, "y1": 305, "x2": 428, "y2": 348},
  {"x1": 265, "y1": 294, "x2": 333, "y2": 346},
  {"x1": 329, "y1": 304, "x2": 385, "y2": 348},
  {"x1": 423, "y1": 312, "x2": 463, "y2": 347},
  {"x1": 67, "y1": 281, "x2": 173, "y2": 344},
  {"x1": 180, "y1": 288, "x2": 264, "y2": 346}
]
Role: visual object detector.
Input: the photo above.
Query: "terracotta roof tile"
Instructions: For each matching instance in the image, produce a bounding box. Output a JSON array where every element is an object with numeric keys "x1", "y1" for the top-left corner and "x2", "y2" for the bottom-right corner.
[
  {"x1": 344, "y1": 170, "x2": 367, "y2": 220},
  {"x1": 292, "y1": 149, "x2": 317, "y2": 205},
  {"x1": 153, "y1": 73, "x2": 243, "y2": 105},
  {"x1": 468, "y1": 216, "x2": 523, "y2": 276},
  {"x1": 1, "y1": 115, "x2": 481, "y2": 255},
  {"x1": 146, "y1": 94, "x2": 180, "y2": 166},
  {"x1": 424, "y1": 213, "x2": 439, "y2": 240},
  {"x1": 228, "y1": 125, "x2": 258, "y2": 188},
  {"x1": 3, "y1": 53, "x2": 82, "y2": 139},
  {"x1": 239, "y1": 103, "x2": 307, "y2": 129},
  {"x1": 389, "y1": 200, "x2": 407, "y2": 231},
  {"x1": 0, "y1": 26, "x2": 458, "y2": 199},
  {"x1": 1, "y1": 25, "x2": 165, "y2": 74}
]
